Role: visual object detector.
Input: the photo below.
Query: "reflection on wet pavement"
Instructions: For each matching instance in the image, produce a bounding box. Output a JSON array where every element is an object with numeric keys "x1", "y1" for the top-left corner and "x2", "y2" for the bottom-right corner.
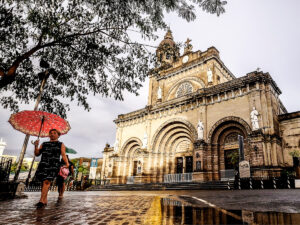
[
  {"x1": 161, "y1": 197, "x2": 300, "y2": 225},
  {"x1": 1, "y1": 192, "x2": 300, "y2": 224}
]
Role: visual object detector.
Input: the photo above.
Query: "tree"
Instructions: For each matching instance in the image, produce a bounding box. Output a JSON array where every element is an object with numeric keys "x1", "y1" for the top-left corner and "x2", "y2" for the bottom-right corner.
[
  {"x1": 228, "y1": 150, "x2": 239, "y2": 168},
  {"x1": 0, "y1": 0, "x2": 226, "y2": 118},
  {"x1": 10, "y1": 162, "x2": 27, "y2": 173}
]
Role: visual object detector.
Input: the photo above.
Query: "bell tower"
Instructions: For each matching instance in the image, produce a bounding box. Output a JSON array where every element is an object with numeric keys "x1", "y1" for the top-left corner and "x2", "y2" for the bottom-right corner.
[{"x1": 156, "y1": 29, "x2": 179, "y2": 66}]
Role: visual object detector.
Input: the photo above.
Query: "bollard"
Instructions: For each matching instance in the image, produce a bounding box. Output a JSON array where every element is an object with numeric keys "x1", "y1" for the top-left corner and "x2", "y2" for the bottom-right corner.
[
  {"x1": 260, "y1": 178, "x2": 264, "y2": 189},
  {"x1": 238, "y1": 178, "x2": 241, "y2": 190},
  {"x1": 273, "y1": 177, "x2": 276, "y2": 189},
  {"x1": 249, "y1": 178, "x2": 253, "y2": 189},
  {"x1": 287, "y1": 177, "x2": 291, "y2": 189},
  {"x1": 227, "y1": 180, "x2": 230, "y2": 190}
]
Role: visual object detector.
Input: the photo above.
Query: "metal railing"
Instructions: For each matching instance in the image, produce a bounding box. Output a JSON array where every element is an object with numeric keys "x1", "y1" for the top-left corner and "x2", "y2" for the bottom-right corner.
[
  {"x1": 220, "y1": 169, "x2": 235, "y2": 181},
  {"x1": 163, "y1": 173, "x2": 193, "y2": 183},
  {"x1": 126, "y1": 176, "x2": 134, "y2": 184},
  {"x1": 0, "y1": 157, "x2": 12, "y2": 182}
]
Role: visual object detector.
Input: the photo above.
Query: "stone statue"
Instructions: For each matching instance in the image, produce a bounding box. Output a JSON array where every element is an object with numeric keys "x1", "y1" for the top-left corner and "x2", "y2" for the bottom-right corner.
[
  {"x1": 207, "y1": 68, "x2": 213, "y2": 83},
  {"x1": 197, "y1": 120, "x2": 204, "y2": 140},
  {"x1": 250, "y1": 107, "x2": 259, "y2": 130},
  {"x1": 142, "y1": 132, "x2": 148, "y2": 148},
  {"x1": 157, "y1": 86, "x2": 162, "y2": 100},
  {"x1": 113, "y1": 139, "x2": 118, "y2": 152},
  {"x1": 184, "y1": 38, "x2": 193, "y2": 54}
]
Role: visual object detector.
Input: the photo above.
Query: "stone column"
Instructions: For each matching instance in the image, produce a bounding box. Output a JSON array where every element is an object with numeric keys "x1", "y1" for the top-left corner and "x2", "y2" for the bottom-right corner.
[
  {"x1": 193, "y1": 140, "x2": 206, "y2": 171},
  {"x1": 183, "y1": 156, "x2": 186, "y2": 173},
  {"x1": 211, "y1": 144, "x2": 219, "y2": 180},
  {"x1": 122, "y1": 159, "x2": 128, "y2": 182}
]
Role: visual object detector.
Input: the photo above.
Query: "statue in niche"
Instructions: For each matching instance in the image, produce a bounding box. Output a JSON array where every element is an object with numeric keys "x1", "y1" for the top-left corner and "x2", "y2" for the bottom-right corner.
[
  {"x1": 157, "y1": 86, "x2": 162, "y2": 100},
  {"x1": 197, "y1": 120, "x2": 204, "y2": 140},
  {"x1": 207, "y1": 68, "x2": 213, "y2": 83},
  {"x1": 142, "y1": 132, "x2": 148, "y2": 148},
  {"x1": 113, "y1": 139, "x2": 118, "y2": 152},
  {"x1": 250, "y1": 107, "x2": 260, "y2": 130}
]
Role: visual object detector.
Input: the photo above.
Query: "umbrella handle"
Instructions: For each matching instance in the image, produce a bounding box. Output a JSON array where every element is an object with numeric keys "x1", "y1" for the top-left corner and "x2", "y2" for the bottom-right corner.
[
  {"x1": 31, "y1": 139, "x2": 40, "y2": 145},
  {"x1": 37, "y1": 116, "x2": 45, "y2": 139}
]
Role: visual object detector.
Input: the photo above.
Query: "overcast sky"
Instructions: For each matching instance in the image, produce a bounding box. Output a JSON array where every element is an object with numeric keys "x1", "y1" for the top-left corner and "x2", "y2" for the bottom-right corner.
[{"x1": 1, "y1": 0, "x2": 299, "y2": 159}]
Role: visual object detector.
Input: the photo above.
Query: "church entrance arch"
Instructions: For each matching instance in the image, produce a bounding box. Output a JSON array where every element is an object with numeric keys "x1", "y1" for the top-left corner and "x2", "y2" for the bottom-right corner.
[
  {"x1": 118, "y1": 138, "x2": 143, "y2": 183},
  {"x1": 223, "y1": 132, "x2": 239, "y2": 169},
  {"x1": 151, "y1": 119, "x2": 197, "y2": 178},
  {"x1": 208, "y1": 117, "x2": 251, "y2": 180}
]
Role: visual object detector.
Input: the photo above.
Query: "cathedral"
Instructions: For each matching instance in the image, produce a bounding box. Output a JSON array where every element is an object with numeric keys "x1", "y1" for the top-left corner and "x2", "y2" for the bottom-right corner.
[{"x1": 101, "y1": 30, "x2": 300, "y2": 184}]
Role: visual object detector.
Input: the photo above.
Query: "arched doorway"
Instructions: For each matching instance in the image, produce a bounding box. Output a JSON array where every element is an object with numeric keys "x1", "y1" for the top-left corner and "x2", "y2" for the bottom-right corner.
[
  {"x1": 223, "y1": 132, "x2": 240, "y2": 170},
  {"x1": 151, "y1": 119, "x2": 197, "y2": 182},
  {"x1": 208, "y1": 117, "x2": 251, "y2": 180},
  {"x1": 118, "y1": 138, "x2": 143, "y2": 183}
]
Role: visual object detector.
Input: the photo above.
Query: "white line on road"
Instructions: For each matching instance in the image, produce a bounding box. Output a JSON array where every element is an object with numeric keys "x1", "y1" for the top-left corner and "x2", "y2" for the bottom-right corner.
[{"x1": 180, "y1": 195, "x2": 258, "y2": 225}]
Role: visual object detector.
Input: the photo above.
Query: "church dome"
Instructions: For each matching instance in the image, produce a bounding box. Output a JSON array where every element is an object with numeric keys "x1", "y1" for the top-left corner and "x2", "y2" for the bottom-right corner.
[
  {"x1": 158, "y1": 29, "x2": 176, "y2": 49},
  {"x1": 156, "y1": 29, "x2": 179, "y2": 65}
]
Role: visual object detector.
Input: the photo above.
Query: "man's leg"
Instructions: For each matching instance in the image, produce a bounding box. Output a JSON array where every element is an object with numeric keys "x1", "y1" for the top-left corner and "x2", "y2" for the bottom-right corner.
[
  {"x1": 61, "y1": 182, "x2": 66, "y2": 197},
  {"x1": 57, "y1": 176, "x2": 64, "y2": 198},
  {"x1": 40, "y1": 180, "x2": 51, "y2": 204}
]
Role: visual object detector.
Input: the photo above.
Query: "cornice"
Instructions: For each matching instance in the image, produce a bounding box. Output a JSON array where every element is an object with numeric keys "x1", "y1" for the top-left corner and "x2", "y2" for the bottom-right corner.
[
  {"x1": 278, "y1": 111, "x2": 300, "y2": 121},
  {"x1": 156, "y1": 55, "x2": 235, "y2": 81},
  {"x1": 114, "y1": 73, "x2": 282, "y2": 124}
]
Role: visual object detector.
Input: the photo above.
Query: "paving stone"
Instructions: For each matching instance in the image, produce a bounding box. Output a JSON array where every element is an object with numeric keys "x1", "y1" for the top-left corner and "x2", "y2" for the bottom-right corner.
[{"x1": 0, "y1": 192, "x2": 155, "y2": 224}]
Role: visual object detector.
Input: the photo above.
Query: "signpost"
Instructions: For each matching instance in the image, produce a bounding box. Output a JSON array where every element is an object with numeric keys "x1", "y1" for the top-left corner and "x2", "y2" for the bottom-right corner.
[
  {"x1": 239, "y1": 160, "x2": 250, "y2": 178},
  {"x1": 238, "y1": 135, "x2": 251, "y2": 178},
  {"x1": 238, "y1": 135, "x2": 244, "y2": 161},
  {"x1": 89, "y1": 158, "x2": 98, "y2": 180}
]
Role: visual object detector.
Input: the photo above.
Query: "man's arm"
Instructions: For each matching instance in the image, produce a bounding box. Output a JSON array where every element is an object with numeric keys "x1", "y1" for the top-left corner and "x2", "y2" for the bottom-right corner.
[
  {"x1": 61, "y1": 143, "x2": 69, "y2": 167},
  {"x1": 34, "y1": 140, "x2": 43, "y2": 156}
]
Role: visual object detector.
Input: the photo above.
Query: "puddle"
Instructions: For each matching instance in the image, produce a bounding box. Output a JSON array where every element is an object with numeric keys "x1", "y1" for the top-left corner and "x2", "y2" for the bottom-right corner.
[{"x1": 161, "y1": 198, "x2": 300, "y2": 225}]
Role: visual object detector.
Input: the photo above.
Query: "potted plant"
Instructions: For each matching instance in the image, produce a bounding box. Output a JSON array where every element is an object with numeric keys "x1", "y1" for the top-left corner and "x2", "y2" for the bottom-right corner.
[
  {"x1": 289, "y1": 150, "x2": 300, "y2": 166},
  {"x1": 289, "y1": 150, "x2": 300, "y2": 179}
]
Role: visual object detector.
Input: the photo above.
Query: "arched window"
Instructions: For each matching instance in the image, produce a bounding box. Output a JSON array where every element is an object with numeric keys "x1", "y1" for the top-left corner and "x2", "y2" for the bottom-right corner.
[{"x1": 176, "y1": 82, "x2": 193, "y2": 98}]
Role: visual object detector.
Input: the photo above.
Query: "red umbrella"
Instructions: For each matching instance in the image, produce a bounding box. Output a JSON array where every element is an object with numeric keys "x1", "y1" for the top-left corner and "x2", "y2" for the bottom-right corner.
[{"x1": 8, "y1": 110, "x2": 71, "y2": 137}]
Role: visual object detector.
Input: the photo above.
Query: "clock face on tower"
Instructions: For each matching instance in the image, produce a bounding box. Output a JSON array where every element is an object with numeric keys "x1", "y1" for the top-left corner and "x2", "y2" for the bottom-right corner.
[{"x1": 182, "y1": 55, "x2": 189, "y2": 63}]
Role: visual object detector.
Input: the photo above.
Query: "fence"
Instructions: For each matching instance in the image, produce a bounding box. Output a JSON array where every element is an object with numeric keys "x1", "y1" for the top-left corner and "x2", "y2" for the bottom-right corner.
[
  {"x1": 126, "y1": 176, "x2": 134, "y2": 184},
  {"x1": 220, "y1": 169, "x2": 235, "y2": 181},
  {"x1": 0, "y1": 157, "x2": 12, "y2": 182},
  {"x1": 235, "y1": 176, "x2": 295, "y2": 189},
  {"x1": 163, "y1": 173, "x2": 193, "y2": 183},
  {"x1": 25, "y1": 180, "x2": 85, "y2": 192}
]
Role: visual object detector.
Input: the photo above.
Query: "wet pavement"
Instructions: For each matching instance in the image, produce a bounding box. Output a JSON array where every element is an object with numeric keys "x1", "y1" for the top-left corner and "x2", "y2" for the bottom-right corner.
[{"x1": 0, "y1": 190, "x2": 300, "y2": 224}]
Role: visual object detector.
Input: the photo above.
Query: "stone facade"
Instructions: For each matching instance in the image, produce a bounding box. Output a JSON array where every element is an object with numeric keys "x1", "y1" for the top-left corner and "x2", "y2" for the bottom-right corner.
[{"x1": 101, "y1": 30, "x2": 300, "y2": 184}]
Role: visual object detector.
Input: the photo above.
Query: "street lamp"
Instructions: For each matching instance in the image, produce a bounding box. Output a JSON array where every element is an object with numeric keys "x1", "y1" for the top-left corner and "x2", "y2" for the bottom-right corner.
[{"x1": 14, "y1": 59, "x2": 58, "y2": 182}]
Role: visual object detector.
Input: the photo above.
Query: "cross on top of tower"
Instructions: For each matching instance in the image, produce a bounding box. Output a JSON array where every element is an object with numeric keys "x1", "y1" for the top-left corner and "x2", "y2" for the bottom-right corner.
[{"x1": 184, "y1": 38, "x2": 193, "y2": 54}]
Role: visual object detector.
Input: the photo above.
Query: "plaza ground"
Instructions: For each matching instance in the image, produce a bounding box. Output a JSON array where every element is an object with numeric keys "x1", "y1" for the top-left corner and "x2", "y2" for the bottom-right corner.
[{"x1": 1, "y1": 190, "x2": 300, "y2": 224}]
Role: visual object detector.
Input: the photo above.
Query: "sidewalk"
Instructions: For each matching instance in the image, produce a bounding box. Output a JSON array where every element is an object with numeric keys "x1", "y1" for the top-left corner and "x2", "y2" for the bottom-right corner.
[{"x1": 0, "y1": 192, "x2": 157, "y2": 225}]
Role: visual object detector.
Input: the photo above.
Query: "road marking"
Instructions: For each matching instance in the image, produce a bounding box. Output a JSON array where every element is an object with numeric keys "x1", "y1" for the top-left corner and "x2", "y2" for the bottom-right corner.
[{"x1": 180, "y1": 195, "x2": 258, "y2": 225}]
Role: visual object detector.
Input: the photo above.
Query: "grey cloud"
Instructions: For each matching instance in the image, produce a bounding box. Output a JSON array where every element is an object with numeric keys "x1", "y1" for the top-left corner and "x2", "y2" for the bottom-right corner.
[{"x1": 1, "y1": 0, "x2": 299, "y2": 159}]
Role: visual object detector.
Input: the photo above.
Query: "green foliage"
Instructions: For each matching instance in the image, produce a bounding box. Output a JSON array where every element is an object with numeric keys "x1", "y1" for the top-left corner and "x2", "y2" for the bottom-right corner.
[
  {"x1": 227, "y1": 150, "x2": 239, "y2": 167},
  {"x1": 0, "y1": 0, "x2": 226, "y2": 118},
  {"x1": 10, "y1": 162, "x2": 28, "y2": 173},
  {"x1": 78, "y1": 165, "x2": 89, "y2": 175},
  {"x1": 289, "y1": 150, "x2": 300, "y2": 157},
  {"x1": 70, "y1": 158, "x2": 79, "y2": 166},
  {"x1": 280, "y1": 169, "x2": 295, "y2": 178}
]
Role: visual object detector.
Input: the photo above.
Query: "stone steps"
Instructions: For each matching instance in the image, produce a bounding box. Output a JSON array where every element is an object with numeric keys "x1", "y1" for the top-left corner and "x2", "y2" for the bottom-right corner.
[{"x1": 88, "y1": 180, "x2": 234, "y2": 191}]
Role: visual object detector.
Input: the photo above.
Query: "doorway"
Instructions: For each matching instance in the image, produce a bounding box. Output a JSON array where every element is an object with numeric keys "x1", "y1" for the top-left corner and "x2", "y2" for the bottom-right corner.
[
  {"x1": 133, "y1": 161, "x2": 138, "y2": 176},
  {"x1": 176, "y1": 157, "x2": 183, "y2": 173},
  {"x1": 224, "y1": 149, "x2": 239, "y2": 169},
  {"x1": 185, "y1": 156, "x2": 193, "y2": 173}
]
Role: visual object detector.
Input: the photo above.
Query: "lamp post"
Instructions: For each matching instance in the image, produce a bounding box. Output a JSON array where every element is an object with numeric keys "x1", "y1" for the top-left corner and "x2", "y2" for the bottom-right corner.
[{"x1": 14, "y1": 70, "x2": 49, "y2": 182}]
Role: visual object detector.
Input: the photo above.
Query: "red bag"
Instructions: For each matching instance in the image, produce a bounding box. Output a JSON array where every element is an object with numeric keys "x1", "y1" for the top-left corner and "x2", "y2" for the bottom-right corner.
[{"x1": 59, "y1": 166, "x2": 69, "y2": 180}]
